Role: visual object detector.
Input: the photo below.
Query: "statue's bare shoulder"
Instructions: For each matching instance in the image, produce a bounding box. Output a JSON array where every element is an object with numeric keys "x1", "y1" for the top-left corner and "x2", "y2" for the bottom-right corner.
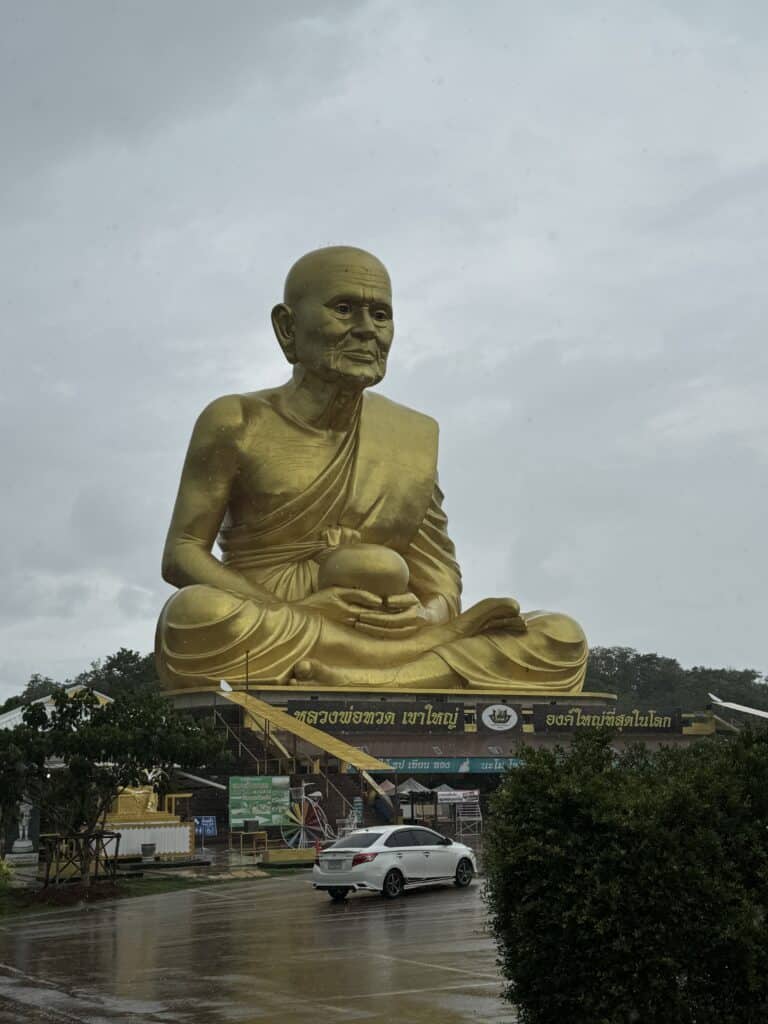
[
  {"x1": 190, "y1": 387, "x2": 437, "y2": 457},
  {"x1": 190, "y1": 388, "x2": 285, "y2": 451}
]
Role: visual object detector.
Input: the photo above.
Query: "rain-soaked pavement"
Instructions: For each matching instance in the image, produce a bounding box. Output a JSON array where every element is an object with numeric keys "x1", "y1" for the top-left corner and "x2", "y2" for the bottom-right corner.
[{"x1": 0, "y1": 872, "x2": 512, "y2": 1023}]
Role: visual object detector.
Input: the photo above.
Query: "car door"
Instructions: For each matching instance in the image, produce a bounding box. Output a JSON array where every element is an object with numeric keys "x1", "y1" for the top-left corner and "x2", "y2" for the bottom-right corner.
[
  {"x1": 397, "y1": 828, "x2": 429, "y2": 881},
  {"x1": 383, "y1": 828, "x2": 420, "y2": 880},
  {"x1": 410, "y1": 828, "x2": 454, "y2": 879}
]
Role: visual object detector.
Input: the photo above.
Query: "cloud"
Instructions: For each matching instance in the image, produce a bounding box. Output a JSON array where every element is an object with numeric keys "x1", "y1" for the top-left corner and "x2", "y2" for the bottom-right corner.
[
  {"x1": 645, "y1": 379, "x2": 768, "y2": 452},
  {"x1": 0, "y1": 573, "x2": 95, "y2": 624}
]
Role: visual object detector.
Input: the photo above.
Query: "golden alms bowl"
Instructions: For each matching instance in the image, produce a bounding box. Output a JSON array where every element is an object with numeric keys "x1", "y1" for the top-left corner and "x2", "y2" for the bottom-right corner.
[{"x1": 317, "y1": 544, "x2": 410, "y2": 597}]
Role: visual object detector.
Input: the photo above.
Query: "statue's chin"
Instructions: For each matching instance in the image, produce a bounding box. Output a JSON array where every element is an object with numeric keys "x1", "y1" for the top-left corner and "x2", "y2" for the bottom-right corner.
[
  {"x1": 331, "y1": 368, "x2": 384, "y2": 390},
  {"x1": 316, "y1": 358, "x2": 385, "y2": 391}
]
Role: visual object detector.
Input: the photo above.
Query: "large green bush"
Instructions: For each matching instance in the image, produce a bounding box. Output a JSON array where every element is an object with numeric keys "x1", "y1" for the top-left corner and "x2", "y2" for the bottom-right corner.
[{"x1": 484, "y1": 730, "x2": 768, "y2": 1024}]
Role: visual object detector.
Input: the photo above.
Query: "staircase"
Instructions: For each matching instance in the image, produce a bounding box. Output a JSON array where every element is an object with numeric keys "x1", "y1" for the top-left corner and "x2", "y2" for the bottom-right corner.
[
  {"x1": 294, "y1": 772, "x2": 360, "y2": 829},
  {"x1": 205, "y1": 713, "x2": 367, "y2": 835},
  {"x1": 211, "y1": 711, "x2": 295, "y2": 775}
]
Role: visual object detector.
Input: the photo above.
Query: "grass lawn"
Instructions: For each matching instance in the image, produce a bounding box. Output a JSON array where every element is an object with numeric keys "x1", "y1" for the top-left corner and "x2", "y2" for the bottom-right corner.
[{"x1": 0, "y1": 872, "x2": 264, "y2": 920}]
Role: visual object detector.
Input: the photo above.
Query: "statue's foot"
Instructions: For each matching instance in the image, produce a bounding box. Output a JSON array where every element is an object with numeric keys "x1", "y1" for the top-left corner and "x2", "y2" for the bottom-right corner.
[
  {"x1": 447, "y1": 598, "x2": 528, "y2": 638},
  {"x1": 285, "y1": 600, "x2": 529, "y2": 690},
  {"x1": 290, "y1": 653, "x2": 469, "y2": 691},
  {"x1": 290, "y1": 658, "x2": 386, "y2": 688}
]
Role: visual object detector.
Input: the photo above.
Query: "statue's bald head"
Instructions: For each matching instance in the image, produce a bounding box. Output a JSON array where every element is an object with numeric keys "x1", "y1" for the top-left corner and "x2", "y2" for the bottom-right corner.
[
  {"x1": 273, "y1": 245, "x2": 394, "y2": 390},
  {"x1": 283, "y1": 246, "x2": 391, "y2": 308}
]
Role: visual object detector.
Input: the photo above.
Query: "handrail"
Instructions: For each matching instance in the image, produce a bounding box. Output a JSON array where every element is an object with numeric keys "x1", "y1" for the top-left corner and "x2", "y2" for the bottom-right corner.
[
  {"x1": 212, "y1": 710, "x2": 302, "y2": 775},
  {"x1": 318, "y1": 769, "x2": 354, "y2": 817},
  {"x1": 213, "y1": 708, "x2": 355, "y2": 816},
  {"x1": 212, "y1": 709, "x2": 263, "y2": 768}
]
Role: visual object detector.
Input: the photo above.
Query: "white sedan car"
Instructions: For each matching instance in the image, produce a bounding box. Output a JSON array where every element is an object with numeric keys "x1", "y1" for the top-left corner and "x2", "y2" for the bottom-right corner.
[{"x1": 313, "y1": 825, "x2": 477, "y2": 901}]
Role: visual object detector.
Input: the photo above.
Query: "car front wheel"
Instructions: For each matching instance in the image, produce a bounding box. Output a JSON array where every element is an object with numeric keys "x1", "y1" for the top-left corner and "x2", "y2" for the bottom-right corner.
[
  {"x1": 454, "y1": 858, "x2": 473, "y2": 888},
  {"x1": 382, "y1": 869, "x2": 404, "y2": 899},
  {"x1": 328, "y1": 887, "x2": 350, "y2": 902}
]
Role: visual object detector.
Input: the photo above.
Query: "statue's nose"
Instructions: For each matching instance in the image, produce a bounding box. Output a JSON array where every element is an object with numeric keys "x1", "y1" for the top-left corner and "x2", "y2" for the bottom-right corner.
[{"x1": 351, "y1": 307, "x2": 376, "y2": 338}]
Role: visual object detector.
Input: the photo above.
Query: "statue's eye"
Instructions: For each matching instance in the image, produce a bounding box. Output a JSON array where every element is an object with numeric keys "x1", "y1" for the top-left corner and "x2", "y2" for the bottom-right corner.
[
  {"x1": 372, "y1": 308, "x2": 390, "y2": 322},
  {"x1": 335, "y1": 302, "x2": 351, "y2": 316}
]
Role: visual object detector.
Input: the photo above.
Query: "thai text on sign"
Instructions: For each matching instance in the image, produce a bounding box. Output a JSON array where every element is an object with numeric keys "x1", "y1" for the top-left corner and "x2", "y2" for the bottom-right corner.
[
  {"x1": 287, "y1": 701, "x2": 464, "y2": 732},
  {"x1": 533, "y1": 706, "x2": 682, "y2": 732}
]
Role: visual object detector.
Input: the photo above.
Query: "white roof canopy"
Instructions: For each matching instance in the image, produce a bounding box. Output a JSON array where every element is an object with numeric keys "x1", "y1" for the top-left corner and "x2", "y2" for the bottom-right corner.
[{"x1": 396, "y1": 777, "x2": 432, "y2": 795}]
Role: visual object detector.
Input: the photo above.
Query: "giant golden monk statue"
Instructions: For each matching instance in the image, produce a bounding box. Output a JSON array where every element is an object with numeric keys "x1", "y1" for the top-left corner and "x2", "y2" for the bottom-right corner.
[{"x1": 156, "y1": 247, "x2": 587, "y2": 693}]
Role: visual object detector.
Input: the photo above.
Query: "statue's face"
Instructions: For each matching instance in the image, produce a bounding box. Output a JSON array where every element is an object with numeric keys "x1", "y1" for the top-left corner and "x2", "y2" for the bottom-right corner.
[{"x1": 288, "y1": 255, "x2": 394, "y2": 389}]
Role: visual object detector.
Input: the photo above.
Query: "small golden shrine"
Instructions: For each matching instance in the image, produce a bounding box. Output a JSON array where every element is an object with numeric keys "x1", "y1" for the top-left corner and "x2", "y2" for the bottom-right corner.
[{"x1": 105, "y1": 788, "x2": 194, "y2": 858}]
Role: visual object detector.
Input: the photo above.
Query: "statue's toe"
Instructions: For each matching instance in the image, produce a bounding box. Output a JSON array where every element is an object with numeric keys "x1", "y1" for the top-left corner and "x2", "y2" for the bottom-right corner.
[
  {"x1": 294, "y1": 659, "x2": 314, "y2": 680},
  {"x1": 292, "y1": 658, "x2": 349, "y2": 686}
]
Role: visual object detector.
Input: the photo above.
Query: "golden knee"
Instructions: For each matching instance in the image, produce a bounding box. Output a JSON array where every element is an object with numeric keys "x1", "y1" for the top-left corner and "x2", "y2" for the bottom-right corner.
[{"x1": 163, "y1": 584, "x2": 245, "y2": 629}]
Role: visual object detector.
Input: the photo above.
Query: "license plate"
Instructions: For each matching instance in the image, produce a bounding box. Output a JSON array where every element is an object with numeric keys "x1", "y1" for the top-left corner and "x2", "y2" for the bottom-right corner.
[{"x1": 325, "y1": 860, "x2": 344, "y2": 871}]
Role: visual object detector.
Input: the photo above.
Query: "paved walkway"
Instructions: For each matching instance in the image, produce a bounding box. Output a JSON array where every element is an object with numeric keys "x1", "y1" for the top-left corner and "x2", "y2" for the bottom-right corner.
[{"x1": 0, "y1": 873, "x2": 512, "y2": 1023}]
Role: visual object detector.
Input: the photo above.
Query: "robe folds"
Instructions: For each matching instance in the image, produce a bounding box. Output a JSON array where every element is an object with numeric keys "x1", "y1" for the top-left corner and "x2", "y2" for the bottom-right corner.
[{"x1": 156, "y1": 391, "x2": 588, "y2": 693}]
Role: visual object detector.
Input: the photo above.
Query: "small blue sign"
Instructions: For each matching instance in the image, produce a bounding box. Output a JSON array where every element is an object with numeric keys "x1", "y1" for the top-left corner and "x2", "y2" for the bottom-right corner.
[{"x1": 194, "y1": 815, "x2": 218, "y2": 837}]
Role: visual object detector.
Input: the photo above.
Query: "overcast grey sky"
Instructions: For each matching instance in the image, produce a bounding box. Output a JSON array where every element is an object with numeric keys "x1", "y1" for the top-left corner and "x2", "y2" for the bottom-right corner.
[{"x1": 1, "y1": 1, "x2": 766, "y2": 698}]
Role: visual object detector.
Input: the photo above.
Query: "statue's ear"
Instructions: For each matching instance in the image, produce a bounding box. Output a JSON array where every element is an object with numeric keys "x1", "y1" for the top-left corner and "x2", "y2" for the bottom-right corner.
[{"x1": 271, "y1": 303, "x2": 297, "y2": 363}]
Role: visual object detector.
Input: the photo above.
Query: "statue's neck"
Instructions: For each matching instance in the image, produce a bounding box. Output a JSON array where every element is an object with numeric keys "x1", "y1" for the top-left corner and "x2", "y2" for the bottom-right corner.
[{"x1": 284, "y1": 368, "x2": 364, "y2": 432}]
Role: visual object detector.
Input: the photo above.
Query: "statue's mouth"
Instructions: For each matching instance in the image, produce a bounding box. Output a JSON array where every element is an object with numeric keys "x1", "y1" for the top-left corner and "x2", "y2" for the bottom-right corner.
[{"x1": 343, "y1": 351, "x2": 377, "y2": 363}]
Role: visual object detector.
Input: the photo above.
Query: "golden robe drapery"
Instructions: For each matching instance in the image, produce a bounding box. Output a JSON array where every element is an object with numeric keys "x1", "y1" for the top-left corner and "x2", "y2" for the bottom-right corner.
[{"x1": 156, "y1": 392, "x2": 587, "y2": 693}]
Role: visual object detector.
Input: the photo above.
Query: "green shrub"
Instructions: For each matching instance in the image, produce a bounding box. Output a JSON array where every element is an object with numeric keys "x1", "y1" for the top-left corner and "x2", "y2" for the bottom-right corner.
[
  {"x1": 484, "y1": 729, "x2": 768, "y2": 1024},
  {"x1": 0, "y1": 859, "x2": 14, "y2": 891}
]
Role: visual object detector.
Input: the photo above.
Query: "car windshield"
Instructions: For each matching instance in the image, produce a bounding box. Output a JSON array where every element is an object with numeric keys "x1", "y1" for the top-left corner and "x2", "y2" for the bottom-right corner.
[{"x1": 328, "y1": 832, "x2": 381, "y2": 850}]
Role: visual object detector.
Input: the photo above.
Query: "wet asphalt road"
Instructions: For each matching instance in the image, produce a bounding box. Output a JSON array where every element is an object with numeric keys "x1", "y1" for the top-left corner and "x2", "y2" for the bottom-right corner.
[{"x1": 0, "y1": 873, "x2": 512, "y2": 1023}]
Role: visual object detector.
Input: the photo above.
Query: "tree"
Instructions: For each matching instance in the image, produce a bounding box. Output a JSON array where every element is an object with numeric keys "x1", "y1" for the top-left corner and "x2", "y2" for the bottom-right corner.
[
  {"x1": 0, "y1": 650, "x2": 162, "y2": 715},
  {"x1": 69, "y1": 648, "x2": 161, "y2": 698},
  {"x1": 586, "y1": 645, "x2": 768, "y2": 715},
  {"x1": 0, "y1": 673, "x2": 60, "y2": 714},
  {"x1": 484, "y1": 729, "x2": 768, "y2": 1024},
  {"x1": 9, "y1": 689, "x2": 225, "y2": 885}
]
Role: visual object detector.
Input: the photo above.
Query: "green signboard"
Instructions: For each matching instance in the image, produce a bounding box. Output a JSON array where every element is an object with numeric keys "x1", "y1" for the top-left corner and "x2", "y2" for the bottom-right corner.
[
  {"x1": 366, "y1": 756, "x2": 522, "y2": 774},
  {"x1": 228, "y1": 776, "x2": 291, "y2": 828}
]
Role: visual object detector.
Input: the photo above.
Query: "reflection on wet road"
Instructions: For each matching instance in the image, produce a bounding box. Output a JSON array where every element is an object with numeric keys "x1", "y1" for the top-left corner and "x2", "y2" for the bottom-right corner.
[{"x1": 0, "y1": 874, "x2": 512, "y2": 1022}]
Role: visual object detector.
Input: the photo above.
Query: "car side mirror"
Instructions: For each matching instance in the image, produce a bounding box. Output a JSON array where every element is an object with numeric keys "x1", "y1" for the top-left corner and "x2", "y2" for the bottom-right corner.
[{"x1": 441, "y1": 837, "x2": 453, "y2": 846}]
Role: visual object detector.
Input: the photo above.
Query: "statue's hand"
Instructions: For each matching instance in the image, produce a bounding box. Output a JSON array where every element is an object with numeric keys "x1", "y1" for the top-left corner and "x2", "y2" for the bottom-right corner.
[
  {"x1": 354, "y1": 592, "x2": 431, "y2": 638},
  {"x1": 294, "y1": 586, "x2": 384, "y2": 626}
]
